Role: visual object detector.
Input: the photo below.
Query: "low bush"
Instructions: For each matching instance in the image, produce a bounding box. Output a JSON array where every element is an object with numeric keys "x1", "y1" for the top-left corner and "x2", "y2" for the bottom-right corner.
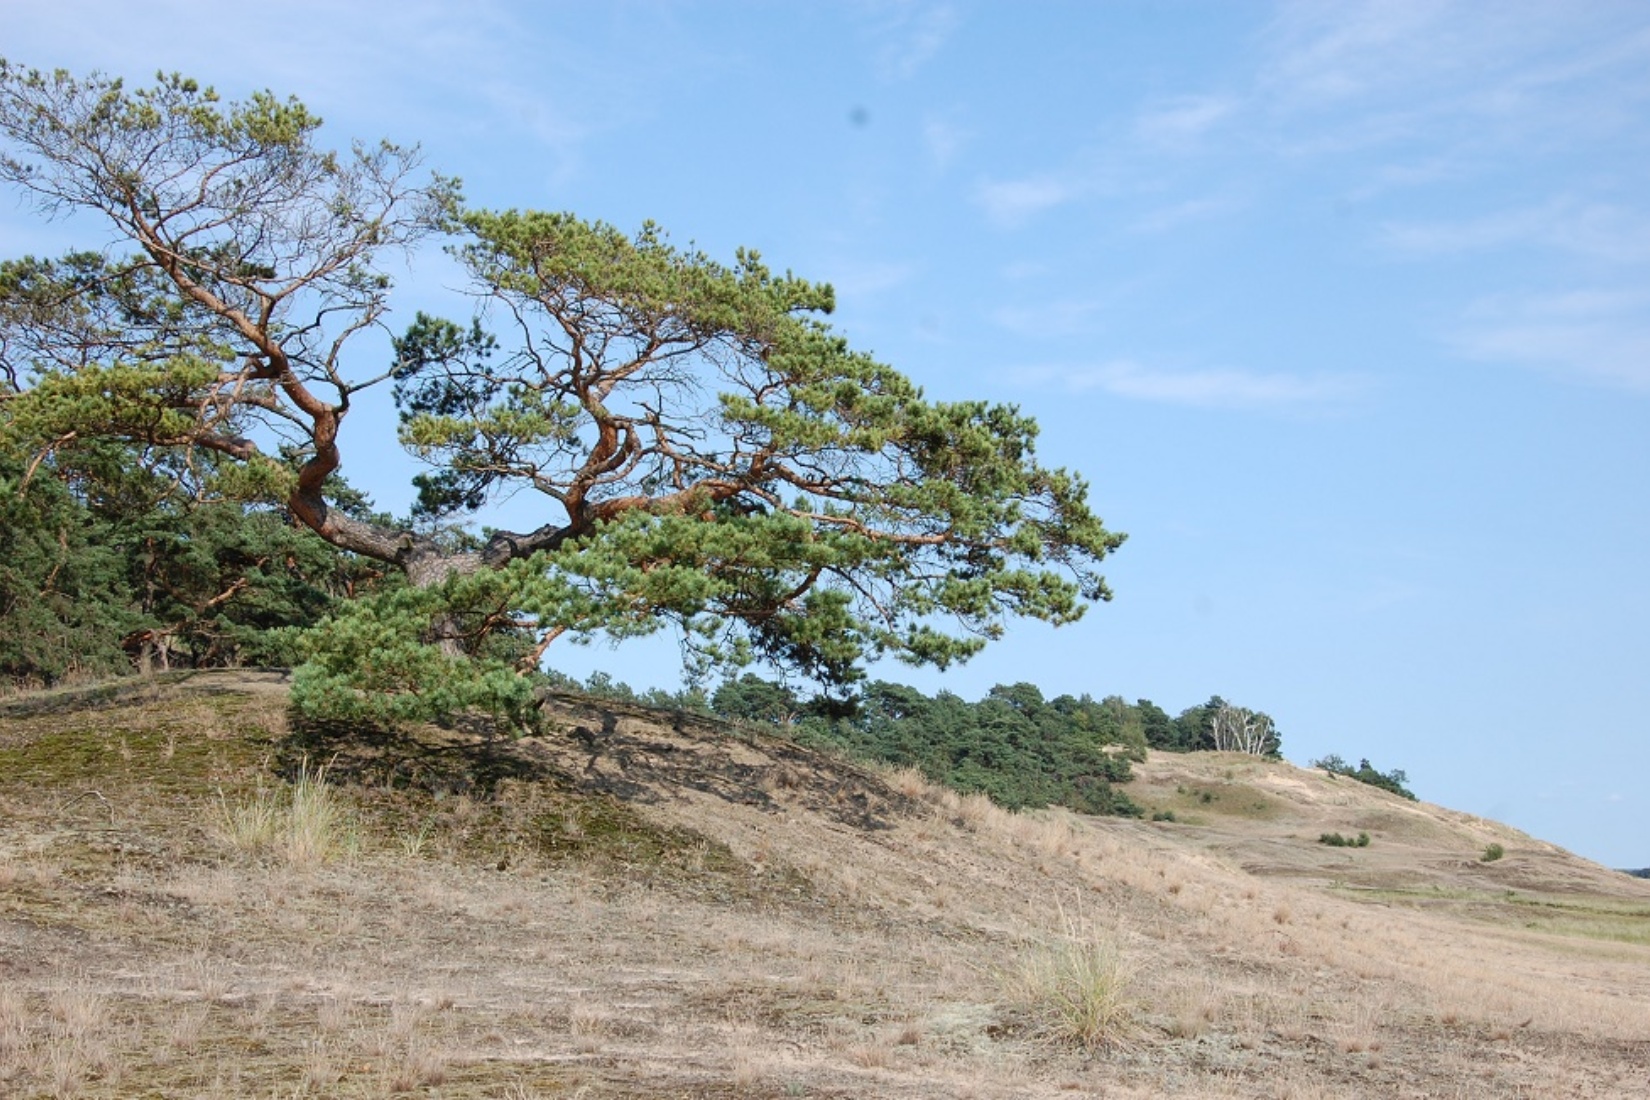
[
  {"x1": 1319, "y1": 831, "x2": 1371, "y2": 848},
  {"x1": 1480, "y1": 843, "x2": 1505, "y2": 863}
]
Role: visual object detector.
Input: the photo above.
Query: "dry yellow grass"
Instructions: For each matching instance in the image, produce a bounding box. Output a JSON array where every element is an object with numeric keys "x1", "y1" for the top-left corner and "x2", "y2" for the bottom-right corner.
[{"x1": 0, "y1": 671, "x2": 1646, "y2": 1098}]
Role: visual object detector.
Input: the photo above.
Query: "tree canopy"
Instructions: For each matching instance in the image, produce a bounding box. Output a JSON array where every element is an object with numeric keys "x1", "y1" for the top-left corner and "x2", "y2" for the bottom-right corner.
[
  {"x1": 0, "y1": 64, "x2": 1123, "y2": 716},
  {"x1": 0, "y1": 439, "x2": 388, "y2": 687}
]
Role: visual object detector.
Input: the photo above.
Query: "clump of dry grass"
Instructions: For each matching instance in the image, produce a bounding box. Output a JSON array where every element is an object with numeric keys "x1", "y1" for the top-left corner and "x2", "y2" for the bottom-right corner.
[
  {"x1": 381, "y1": 1037, "x2": 449, "y2": 1093},
  {"x1": 954, "y1": 791, "x2": 1010, "y2": 833},
  {"x1": 215, "y1": 760, "x2": 359, "y2": 867},
  {"x1": 397, "y1": 817, "x2": 437, "y2": 859},
  {"x1": 880, "y1": 764, "x2": 935, "y2": 801},
  {"x1": 1167, "y1": 980, "x2": 1221, "y2": 1039},
  {"x1": 1001, "y1": 913, "x2": 1138, "y2": 1050},
  {"x1": 0, "y1": 983, "x2": 129, "y2": 1099}
]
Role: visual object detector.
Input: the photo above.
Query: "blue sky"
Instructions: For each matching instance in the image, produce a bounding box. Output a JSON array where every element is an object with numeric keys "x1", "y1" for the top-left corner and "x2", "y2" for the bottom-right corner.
[{"x1": 7, "y1": 2, "x2": 1649, "y2": 867}]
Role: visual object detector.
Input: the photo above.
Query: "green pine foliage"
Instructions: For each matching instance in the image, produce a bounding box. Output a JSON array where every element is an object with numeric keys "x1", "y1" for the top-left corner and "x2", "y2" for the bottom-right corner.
[
  {"x1": 287, "y1": 560, "x2": 557, "y2": 732},
  {"x1": 1, "y1": 64, "x2": 1123, "y2": 716},
  {"x1": 712, "y1": 676, "x2": 1146, "y2": 817},
  {"x1": 0, "y1": 457, "x2": 136, "y2": 684},
  {"x1": 0, "y1": 445, "x2": 389, "y2": 687}
]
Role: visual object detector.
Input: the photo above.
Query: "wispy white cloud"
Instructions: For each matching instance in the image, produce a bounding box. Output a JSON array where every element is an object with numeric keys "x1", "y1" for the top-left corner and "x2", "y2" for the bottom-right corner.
[
  {"x1": 5, "y1": 0, "x2": 598, "y2": 184},
  {"x1": 922, "y1": 114, "x2": 969, "y2": 172},
  {"x1": 1129, "y1": 195, "x2": 1243, "y2": 234},
  {"x1": 990, "y1": 299, "x2": 1106, "y2": 338},
  {"x1": 1022, "y1": 360, "x2": 1372, "y2": 411},
  {"x1": 964, "y1": 95, "x2": 1236, "y2": 233},
  {"x1": 861, "y1": 1, "x2": 960, "y2": 81},
  {"x1": 473, "y1": 80, "x2": 590, "y2": 189},
  {"x1": 1260, "y1": 0, "x2": 1458, "y2": 106},
  {"x1": 1134, "y1": 94, "x2": 1238, "y2": 148},
  {"x1": 1454, "y1": 287, "x2": 1650, "y2": 390},
  {"x1": 1258, "y1": 0, "x2": 1650, "y2": 152},
  {"x1": 973, "y1": 175, "x2": 1081, "y2": 228},
  {"x1": 1345, "y1": 157, "x2": 1475, "y2": 202},
  {"x1": 821, "y1": 259, "x2": 919, "y2": 301},
  {"x1": 7, "y1": 0, "x2": 516, "y2": 111},
  {"x1": 1381, "y1": 199, "x2": 1650, "y2": 263}
]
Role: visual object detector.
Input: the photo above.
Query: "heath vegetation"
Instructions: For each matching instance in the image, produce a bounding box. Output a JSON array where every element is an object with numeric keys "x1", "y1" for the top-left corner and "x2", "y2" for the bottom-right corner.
[{"x1": 1, "y1": 672, "x2": 1647, "y2": 1098}]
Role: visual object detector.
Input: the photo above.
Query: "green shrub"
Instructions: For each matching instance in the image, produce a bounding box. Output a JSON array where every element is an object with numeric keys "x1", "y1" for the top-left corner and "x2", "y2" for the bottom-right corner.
[
  {"x1": 1319, "y1": 831, "x2": 1370, "y2": 848},
  {"x1": 1151, "y1": 810, "x2": 1177, "y2": 823},
  {"x1": 1480, "y1": 843, "x2": 1505, "y2": 863},
  {"x1": 290, "y1": 578, "x2": 548, "y2": 734}
]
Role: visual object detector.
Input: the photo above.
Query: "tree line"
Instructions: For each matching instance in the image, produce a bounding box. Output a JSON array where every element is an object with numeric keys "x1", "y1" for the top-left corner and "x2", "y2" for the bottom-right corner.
[{"x1": 704, "y1": 673, "x2": 1281, "y2": 817}]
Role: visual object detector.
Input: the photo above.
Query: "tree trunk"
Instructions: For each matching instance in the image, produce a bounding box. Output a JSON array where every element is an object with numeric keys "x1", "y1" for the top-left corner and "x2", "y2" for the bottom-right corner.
[{"x1": 400, "y1": 550, "x2": 482, "y2": 658}]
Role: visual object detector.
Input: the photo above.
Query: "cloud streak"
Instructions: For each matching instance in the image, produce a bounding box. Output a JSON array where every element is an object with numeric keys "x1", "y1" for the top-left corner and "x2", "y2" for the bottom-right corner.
[
  {"x1": 1380, "y1": 199, "x2": 1650, "y2": 263},
  {"x1": 1134, "y1": 94, "x2": 1238, "y2": 148},
  {"x1": 821, "y1": 259, "x2": 919, "y2": 301},
  {"x1": 990, "y1": 299, "x2": 1107, "y2": 338},
  {"x1": 863, "y1": 1, "x2": 959, "y2": 81},
  {"x1": 1454, "y1": 287, "x2": 1650, "y2": 391},
  {"x1": 1258, "y1": 0, "x2": 1650, "y2": 154},
  {"x1": 973, "y1": 175, "x2": 1082, "y2": 228},
  {"x1": 1023, "y1": 361, "x2": 1372, "y2": 411},
  {"x1": 4, "y1": 0, "x2": 602, "y2": 189}
]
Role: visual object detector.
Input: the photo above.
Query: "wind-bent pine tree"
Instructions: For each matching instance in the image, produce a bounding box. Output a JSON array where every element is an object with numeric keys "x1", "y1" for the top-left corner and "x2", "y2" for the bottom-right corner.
[{"x1": 0, "y1": 64, "x2": 1124, "y2": 724}]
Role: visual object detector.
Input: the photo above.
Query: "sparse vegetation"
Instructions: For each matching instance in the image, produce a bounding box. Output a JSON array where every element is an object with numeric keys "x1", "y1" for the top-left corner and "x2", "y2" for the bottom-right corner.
[
  {"x1": 1321, "y1": 831, "x2": 1372, "y2": 848},
  {"x1": 1315, "y1": 753, "x2": 1418, "y2": 800},
  {"x1": 1481, "y1": 843, "x2": 1506, "y2": 863},
  {"x1": 1, "y1": 660, "x2": 1648, "y2": 1097}
]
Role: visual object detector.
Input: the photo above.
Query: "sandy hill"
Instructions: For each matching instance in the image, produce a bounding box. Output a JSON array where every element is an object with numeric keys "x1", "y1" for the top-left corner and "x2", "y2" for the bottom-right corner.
[
  {"x1": 1, "y1": 670, "x2": 1646, "y2": 1098},
  {"x1": 1122, "y1": 751, "x2": 1641, "y2": 897}
]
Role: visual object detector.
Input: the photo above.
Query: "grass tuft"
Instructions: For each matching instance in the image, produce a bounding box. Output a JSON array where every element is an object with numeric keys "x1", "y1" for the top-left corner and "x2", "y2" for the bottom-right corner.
[
  {"x1": 216, "y1": 760, "x2": 359, "y2": 867},
  {"x1": 1002, "y1": 911, "x2": 1137, "y2": 1050}
]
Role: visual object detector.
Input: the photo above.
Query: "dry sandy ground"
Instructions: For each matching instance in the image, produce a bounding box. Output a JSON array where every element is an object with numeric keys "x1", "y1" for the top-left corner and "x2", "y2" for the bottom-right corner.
[{"x1": 1, "y1": 671, "x2": 1647, "y2": 1098}]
